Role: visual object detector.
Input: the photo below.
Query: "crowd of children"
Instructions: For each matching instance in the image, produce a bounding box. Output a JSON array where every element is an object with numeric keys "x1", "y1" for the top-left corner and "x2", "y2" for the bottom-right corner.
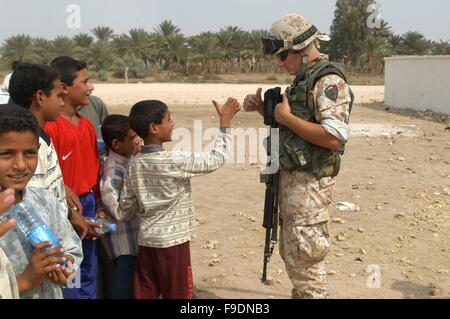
[{"x1": 0, "y1": 56, "x2": 240, "y2": 299}]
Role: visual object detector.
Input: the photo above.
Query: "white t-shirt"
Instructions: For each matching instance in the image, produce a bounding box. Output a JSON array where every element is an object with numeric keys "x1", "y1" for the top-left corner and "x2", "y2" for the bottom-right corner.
[{"x1": 1, "y1": 73, "x2": 12, "y2": 92}]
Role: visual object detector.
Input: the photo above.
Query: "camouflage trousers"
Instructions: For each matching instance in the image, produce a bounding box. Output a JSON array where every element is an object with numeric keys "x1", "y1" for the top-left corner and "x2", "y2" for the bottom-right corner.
[{"x1": 278, "y1": 170, "x2": 334, "y2": 299}]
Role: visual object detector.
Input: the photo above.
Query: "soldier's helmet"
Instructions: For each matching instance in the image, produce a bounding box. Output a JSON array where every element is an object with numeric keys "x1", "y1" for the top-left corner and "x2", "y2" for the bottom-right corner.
[{"x1": 261, "y1": 13, "x2": 330, "y2": 56}]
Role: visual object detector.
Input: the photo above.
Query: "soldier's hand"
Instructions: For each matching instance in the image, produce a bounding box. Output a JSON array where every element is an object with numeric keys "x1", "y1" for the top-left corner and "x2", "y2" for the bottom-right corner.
[
  {"x1": 274, "y1": 94, "x2": 292, "y2": 125},
  {"x1": 243, "y1": 88, "x2": 263, "y2": 112},
  {"x1": 212, "y1": 97, "x2": 241, "y2": 128}
]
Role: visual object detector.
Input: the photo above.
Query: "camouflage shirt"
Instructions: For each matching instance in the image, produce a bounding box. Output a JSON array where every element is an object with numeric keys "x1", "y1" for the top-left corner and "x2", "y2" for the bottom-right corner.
[
  {"x1": 279, "y1": 59, "x2": 352, "y2": 225},
  {"x1": 311, "y1": 73, "x2": 352, "y2": 142}
]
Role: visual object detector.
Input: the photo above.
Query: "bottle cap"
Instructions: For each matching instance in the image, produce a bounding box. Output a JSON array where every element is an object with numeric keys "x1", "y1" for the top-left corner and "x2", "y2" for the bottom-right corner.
[{"x1": 109, "y1": 223, "x2": 117, "y2": 232}]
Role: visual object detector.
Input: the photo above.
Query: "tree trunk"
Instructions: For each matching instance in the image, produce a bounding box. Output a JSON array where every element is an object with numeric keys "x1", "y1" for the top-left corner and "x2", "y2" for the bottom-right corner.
[{"x1": 124, "y1": 66, "x2": 129, "y2": 83}]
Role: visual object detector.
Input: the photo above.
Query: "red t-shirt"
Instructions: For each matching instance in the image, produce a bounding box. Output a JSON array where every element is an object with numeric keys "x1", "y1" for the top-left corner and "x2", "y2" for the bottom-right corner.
[{"x1": 45, "y1": 115, "x2": 100, "y2": 196}]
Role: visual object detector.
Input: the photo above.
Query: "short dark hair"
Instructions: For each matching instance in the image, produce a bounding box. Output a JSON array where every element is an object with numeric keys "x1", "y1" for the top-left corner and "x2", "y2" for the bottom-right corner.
[
  {"x1": 129, "y1": 100, "x2": 168, "y2": 139},
  {"x1": 11, "y1": 61, "x2": 20, "y2": 71},
  {"x1": 101, "y1": 115, "x2": 131, "y2": 149},
  {"x1": 0, "y1": 104, "x2": 39, "y2": 139},
  {"x1": 9, "y1": 63, "x2": 60, "y2": 109},
  {"x1": 50, "y1": 56, "x2": 87, "y2": 86}
]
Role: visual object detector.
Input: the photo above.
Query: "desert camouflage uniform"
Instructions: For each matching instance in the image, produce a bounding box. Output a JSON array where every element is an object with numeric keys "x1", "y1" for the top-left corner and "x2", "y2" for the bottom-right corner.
[{"x1": 278, "y1": 65, "x2": 352, "y2": 299}]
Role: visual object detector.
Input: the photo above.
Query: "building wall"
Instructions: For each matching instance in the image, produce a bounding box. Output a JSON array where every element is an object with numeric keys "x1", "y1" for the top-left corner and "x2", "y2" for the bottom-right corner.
[{"x1": 385, "y1": 56, "x2": 450, "y2": 114}]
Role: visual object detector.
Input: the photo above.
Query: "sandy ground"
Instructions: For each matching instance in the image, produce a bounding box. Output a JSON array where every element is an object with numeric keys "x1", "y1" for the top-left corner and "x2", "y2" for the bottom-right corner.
[
  {"x1": 94, "y1": 83, "x2": 385, "y2": 107},
  {"x1": 96, "y1": 83, "x2": 448, "y2": 299}
]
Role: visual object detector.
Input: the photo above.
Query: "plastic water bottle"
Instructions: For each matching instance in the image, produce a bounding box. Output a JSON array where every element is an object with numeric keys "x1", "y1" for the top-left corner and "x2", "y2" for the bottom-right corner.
[
  {"x1": 97, "y1": 125, "x2": 106, "y2": 166},
  {"x1": 90, "y1": 218, "x2": 117, "y2": 234},
  {"x1": 97, "y1": 138, "x2": 106, "y2": 156},
  {"x1": 11, "y1": 201, "x2": 65, "y2": 263}
]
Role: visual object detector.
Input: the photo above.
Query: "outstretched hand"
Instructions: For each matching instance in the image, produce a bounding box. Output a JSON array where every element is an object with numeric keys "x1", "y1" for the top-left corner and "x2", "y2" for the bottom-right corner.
[
  {"x1": 243, "y1": 88, "x2": 263, "y2": 113},
  {"x1": 212, "y1": 97, "x2": 241, "y2": 127}
]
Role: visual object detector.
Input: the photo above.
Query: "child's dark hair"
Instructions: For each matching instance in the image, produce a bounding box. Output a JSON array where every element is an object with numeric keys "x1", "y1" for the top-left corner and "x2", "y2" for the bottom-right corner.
[
  {"x1": 129, "y1": 100, "x2": 168, "y2": 139},
  {"x1": 9, "y1": 63, "x2": 60, "y2": 109},
  {"x1": 11, "y1": 60, "x2": 20, "y2": 71},
  {"x1": 101, "y1": 115, "x2": 131, "y2": 149},
  {"x1": 0, "y1": 104, "x2": 39, "y2": 139},
  {"x1": 50, "y1": 56, "x2": 87, "y2": 86}
]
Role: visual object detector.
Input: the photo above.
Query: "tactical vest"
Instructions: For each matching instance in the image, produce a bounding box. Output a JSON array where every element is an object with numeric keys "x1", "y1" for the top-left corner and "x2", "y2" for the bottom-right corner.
[{"x1": 279, "y1": 59, "x2": 354, "y2": 178}]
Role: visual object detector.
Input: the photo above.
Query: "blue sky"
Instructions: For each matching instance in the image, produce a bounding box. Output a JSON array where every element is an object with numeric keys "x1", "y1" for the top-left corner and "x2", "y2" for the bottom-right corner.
[{"x1": 0, "y1": 0, "x2": 448, "y2": 44}]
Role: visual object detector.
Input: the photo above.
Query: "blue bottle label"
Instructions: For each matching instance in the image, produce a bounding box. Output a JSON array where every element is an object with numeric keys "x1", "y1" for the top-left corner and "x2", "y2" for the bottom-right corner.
[{"x1": 27, "y1": 224, "x2": 61, "y2": 249}]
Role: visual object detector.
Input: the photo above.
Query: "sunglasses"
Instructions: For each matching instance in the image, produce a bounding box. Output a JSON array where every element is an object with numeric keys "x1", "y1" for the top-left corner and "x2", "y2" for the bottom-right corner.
[{"x1": 276, "y1": 50, "x2": 289, "y2": 62}]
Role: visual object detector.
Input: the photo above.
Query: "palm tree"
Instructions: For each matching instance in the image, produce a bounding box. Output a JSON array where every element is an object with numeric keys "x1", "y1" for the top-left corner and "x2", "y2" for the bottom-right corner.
[
  {"x1": 164, "y1": 34, "x2": 188, "y2": 70},
  {"x1": 373, "y1": 20, "x2": 392, "y2": 39},
  {"x1": 91, "y1": 26, "x2": 114, "y2": 42},
  {"x1": 189, "y1": 33, "x2": 221, "y2": 65},
  {"x1": 216, "y1": 27, "x2": 236, "y2": 60},
  {"x1": 32, "y1": 38, "x2": 54, "y2": 64},
  {"x1": 0, "y1": 34, "x2": 36, "y2": 62},
  {"x1": 233, "y1": 30, "x2": 252, "y2": 60},
  {"x1": 360, "y1": 33, "x2": 389, "y2": 74},
  {"x1": 73, "y1": 33, "x2": 94, "y2": 48},
  {"x1": 112, "y1": 29, "x2": 156, "y2": 67},
  {"x1": 51, "y1": 36, "x2": 80, "y2": 58},
  {"x1": 154, "y1": 20, "x2": 180, "y2": 38},
  {"x1": 112, "y1": 34, "x2": 131, "y2": 58},
  {"x1": 431, "y1": 40, "x2": 450, "y2": 55},
  {"x1": 401, "y1": 31, "x2": 431, "y2": 55},
  {"x1": 387, "y1": 34, "x2": 403, "y2": 55},
  {"x1": 128, "y1": 29, "x2": 155, "y2": 64},
  {"x1": 86, "y1": 41, "x2": 115, "y2": 70},
  {"x1": 247, "y1": 29, "x2": 269, "y2": 59}
]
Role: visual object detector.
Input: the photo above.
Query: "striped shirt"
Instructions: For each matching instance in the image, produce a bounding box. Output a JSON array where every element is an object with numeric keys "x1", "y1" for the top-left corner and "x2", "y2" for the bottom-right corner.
[
  {"x1": 100, "y1": 151, "x2": 139, "y2": 258},
  {"x1": 28, "y1": 129, "x2": 67, "y2": 208},
  {"x1": 119, "y1": 129, "x2": 231, "y2": 248}
]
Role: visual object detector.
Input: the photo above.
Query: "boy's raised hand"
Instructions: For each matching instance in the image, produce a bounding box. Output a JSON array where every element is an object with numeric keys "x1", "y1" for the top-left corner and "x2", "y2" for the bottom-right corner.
[
  {"x1": 0, "y1": 188, "x2": 16, "y2": 237},
  {"x1": 212, "y1": 97, "x2": 241, "y2": 128},
  {"x1": 16, "y1": 242, "x2": 67, "y2": 293}
]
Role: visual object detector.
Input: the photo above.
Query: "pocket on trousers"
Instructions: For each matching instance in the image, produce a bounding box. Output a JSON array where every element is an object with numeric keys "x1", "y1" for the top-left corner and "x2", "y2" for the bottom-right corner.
[{"x1": 291, "y1": 222, "x2": 331, "y2": 265}]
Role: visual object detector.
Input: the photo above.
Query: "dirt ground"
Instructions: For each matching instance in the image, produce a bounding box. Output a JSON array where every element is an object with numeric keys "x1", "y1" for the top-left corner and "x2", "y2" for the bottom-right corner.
[{"x1": 100, "y1": 83, "x2": 449, "y2": 299}]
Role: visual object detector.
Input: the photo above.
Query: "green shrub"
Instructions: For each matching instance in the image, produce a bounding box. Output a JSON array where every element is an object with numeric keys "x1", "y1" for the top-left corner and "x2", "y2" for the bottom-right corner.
[
  {"x1": 201, "y1": 73, "x2": 221, "y2": 81},
  {"x1": 96, "y1": 70, "x2": 109, "y2": 82},
  {"x1": 114, "y1": 54, "x2": 148, "y2": 79},
  {"x1": 186, "y1": 75, "x2": 200, "y2": 82}
]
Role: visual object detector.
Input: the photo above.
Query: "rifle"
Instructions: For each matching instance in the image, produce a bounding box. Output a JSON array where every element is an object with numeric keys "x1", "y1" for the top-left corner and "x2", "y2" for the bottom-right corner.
[{"x1": 261, "y1": 87, "x2": 282, "y2": 283}]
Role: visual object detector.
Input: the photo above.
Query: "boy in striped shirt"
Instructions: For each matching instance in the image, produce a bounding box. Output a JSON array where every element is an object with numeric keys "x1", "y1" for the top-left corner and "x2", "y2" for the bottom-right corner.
[
  {"x1": 119, "y1": 98, "x2": 240, "y2": 299},
  {"x1": 99, "y1": 115, "x2": 141, "y2": 299}
]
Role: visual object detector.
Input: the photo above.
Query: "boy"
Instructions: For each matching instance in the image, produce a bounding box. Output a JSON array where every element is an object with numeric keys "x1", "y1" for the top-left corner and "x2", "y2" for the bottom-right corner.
[
  {"x1": 8, "y1": 63, "x2": 88, "y2": 239},
  {"x1": 45, "y1": 56, "x2": 102, "y2": 299},
  {"x1": 99, "y1": 115, "x2": 141, "y2": 299},
  {"x1": 120, "y1": 98, "x2": 240, "y2": 299},
  {"x1": 0, "y1": 105, "x2": 83, "y2": 299}
]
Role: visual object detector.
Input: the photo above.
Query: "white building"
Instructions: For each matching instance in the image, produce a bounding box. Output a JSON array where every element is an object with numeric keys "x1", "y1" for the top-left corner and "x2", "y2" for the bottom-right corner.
[{"x1": 384, "y1": 56, "x2": 450, "y2": 114}]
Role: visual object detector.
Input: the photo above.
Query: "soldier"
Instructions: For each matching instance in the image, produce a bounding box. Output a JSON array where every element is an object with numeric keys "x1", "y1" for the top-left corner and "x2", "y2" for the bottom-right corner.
[{"x1": 244, "y1": 13, "x2": 353, "y2": 299}]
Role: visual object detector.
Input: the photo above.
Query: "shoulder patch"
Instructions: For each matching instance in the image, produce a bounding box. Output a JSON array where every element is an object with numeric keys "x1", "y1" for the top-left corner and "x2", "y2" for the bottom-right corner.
[{"x1": 324, "y1": 85, "x2": 339, "y2": 101}]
